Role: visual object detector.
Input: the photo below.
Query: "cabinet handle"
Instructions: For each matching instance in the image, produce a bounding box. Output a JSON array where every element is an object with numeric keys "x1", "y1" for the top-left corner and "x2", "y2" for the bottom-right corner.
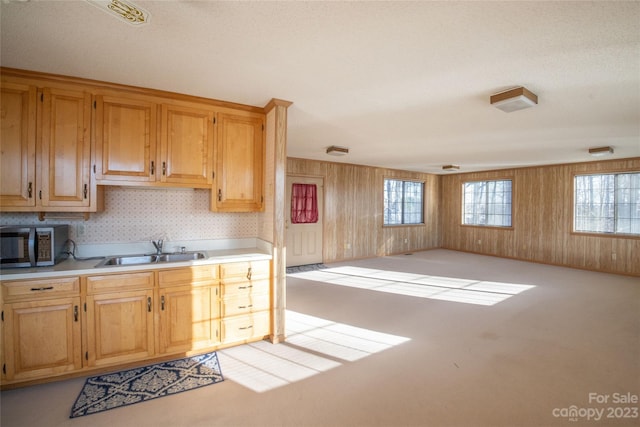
[
  {"x1": 150, "y1": 161, "x2": 155, "y2": 175},
  {"x1": 161, "y1": 295, "x2": 165, "y2": 311},
  {"x1": 83, "y1": 184, "x2": 88, "y2": 199},
  {"x1": 39, "y1": 190, "x2": 42, "y2": 200},
  {"x1": 247, "y1": 267, "x2": 252, "y2": 280},
  {"x1": 74, "y1": 305, "x2": 78, "y2": 322},
  {"x1": 147, "y1": 297, "x2": 152, "y2": 312},
  {"x1": 239, "y1": 325, "x2": 253, "y2": 330},
  {"x1": 238, "y1": 305, "x2": 253, "y2": 309},
  {"x1": 238, "y1": 285, "x2": 253, "y2": 290},
  {"x1": 217, "y1": 189, "x2": 222, "y2": 201},
  {"x1": 162, "y1": 161, "x2": 166, "y2": 175},
  {"x1": 28, "y1": 182, "x2": 33, "y2": 198},
  {"x1": 30, "y1": 286, "x2": 53, "y2": 291}
]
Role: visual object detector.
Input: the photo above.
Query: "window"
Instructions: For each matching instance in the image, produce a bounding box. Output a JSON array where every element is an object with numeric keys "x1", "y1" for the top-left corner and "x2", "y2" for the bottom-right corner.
[
  {"x1": 463, "y1": 179, "x2": 512, "y2": 227},
  {"x1": 574, "y1": 172, "x2": 640, "y2": 235},
  {"x1": 383, "y1": 179, "x2": 424, "y2": 225}
]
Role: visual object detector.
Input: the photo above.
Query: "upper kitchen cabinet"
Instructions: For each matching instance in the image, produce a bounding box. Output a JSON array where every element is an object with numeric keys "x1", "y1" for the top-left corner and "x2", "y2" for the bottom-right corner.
[
  {"x1": 94, "y1": 95, "x2": 215, "y2": 188},
  {"x1": 160, "y1": 103, "x2": 215, "y2": 187},
  {"x1": 93, "y1": 93, "x2": 158, "y2": 184},
  {"x1": 0, "y1": 80, "x2": 37, "y2": 208},
  {"x1": 0, "y1": 73, "x2": 103, "y2": 213},
  {"x1": 212, "y1": 112, "x2": 265, "y2": 212},
  {"x1": 39, "y1": 87, "x2": 93, "y2": 208}
]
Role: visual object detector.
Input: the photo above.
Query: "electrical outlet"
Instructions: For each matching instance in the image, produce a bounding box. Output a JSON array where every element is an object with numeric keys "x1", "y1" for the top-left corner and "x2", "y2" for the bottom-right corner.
[
  {"x1": 404, "y1": 238, "x2": 408, "y2": 244},
  {"x1": 477, "y1": 239, "x2": 482, "y2": 245},
  {"x1": 77, "y1": 224, "x2": 86, "y2": 237},
  {"x1": 612, "y1": 253, "x2": 617, "y2": 260}
]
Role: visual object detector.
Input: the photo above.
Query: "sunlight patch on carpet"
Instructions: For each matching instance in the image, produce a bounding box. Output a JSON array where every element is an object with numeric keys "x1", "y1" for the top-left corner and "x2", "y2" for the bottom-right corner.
[
  {"x1": 218, "y1": 310, "x2": 410, "y2": 393},
  {"x1": 288, "y1": 266, "x2": 535, "y2": 306}
]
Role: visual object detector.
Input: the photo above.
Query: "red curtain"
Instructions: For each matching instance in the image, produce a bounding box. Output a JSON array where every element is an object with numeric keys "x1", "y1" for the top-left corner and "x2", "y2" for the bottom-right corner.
[{"x1": 291, "y1": 183, "x2": 318, "y2": 224}]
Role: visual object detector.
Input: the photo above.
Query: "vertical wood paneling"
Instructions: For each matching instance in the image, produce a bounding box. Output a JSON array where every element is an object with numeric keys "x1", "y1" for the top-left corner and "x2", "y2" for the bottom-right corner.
[
  {"x1": 440, "y1": 158, "x2": 640, "y2": 276},
  {"x1": 287, "y1": 158, "x2": 440, "y2": 263}
]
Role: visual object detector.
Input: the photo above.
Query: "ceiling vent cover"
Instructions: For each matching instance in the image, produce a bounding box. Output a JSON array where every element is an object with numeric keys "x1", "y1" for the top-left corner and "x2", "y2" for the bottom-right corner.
[{"x1": 490, "y1": 87, "x2": 538, "y2": 112}]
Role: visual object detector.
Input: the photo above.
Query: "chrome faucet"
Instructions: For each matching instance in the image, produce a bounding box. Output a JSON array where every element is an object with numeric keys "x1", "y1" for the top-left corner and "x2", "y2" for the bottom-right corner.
[{"x1": 152, "y1": 239, "x2": 164, "y2": 254}]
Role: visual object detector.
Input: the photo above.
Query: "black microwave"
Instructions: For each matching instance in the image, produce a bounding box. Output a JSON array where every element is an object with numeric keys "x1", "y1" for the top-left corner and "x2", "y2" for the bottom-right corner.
[{"x1": 0, "y1": 225, "x2": 69, "y2": 268}]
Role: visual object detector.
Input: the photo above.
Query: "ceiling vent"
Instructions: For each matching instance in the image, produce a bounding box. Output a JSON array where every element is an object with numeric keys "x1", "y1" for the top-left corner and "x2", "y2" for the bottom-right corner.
[
  {"x1": 85, "y1": 0, "x2": 150, "y2": 26},
  {"x1": 326, "y1": 146, "x2": 349, "y2": 156},
  {"x1": 490, "y1": 87, "x2": 538, "y2": 113}
]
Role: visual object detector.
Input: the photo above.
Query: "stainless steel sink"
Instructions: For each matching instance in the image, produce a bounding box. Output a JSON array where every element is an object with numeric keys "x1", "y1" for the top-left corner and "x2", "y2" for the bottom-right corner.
[
  {"x1": 157, "y1": 252, "x2": 206, "y2": 262},
  {"x1": 96, "y1": 252, "x2": 206, "y2": 267}
]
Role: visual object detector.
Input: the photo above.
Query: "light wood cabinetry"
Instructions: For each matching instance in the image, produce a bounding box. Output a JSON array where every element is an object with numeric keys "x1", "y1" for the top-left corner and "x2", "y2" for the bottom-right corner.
[
  {"x1": 1, "y1": 277, "x2": 82, "y2": 381},
  {"x1": 220, "y1": 260, "x2": 271, "y2": 343},
  {"x1": 1, "y1": 259, "x2": 272, "y2": 387},
  {"x1": 157, "y1": 265, "x2": 220, "y2": 354},
  {"x1": 0, "y1": 81, "x2": 37, "y2": 208},
  {"x1": 160, "y1": 103, "x2": 216, "y2": 186},
  {"x1": 93, "y1": 93, "x2": 158, "y2": 183},
  {"x1": 0, "y1": 74, "x2": 103, "y2": 213},
  {"x1": 85, "y1": 272, "x2": 155, "y2": 368},
  {"x1": 40, "y1": 87, "x2": 94, "y2": 208},
  {"x1": 212, "y1": 113, "x2": 265, "y2": 212}
]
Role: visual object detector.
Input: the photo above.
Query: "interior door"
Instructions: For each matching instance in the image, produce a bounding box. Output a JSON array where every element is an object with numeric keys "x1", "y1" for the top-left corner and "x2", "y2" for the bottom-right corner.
[{"x1": 286, "y1": 176, "x2": 323, "y2": 267}]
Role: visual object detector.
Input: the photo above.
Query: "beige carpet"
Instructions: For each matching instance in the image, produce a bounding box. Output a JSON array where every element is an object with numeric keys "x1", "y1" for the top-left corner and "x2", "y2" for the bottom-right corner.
[{"x1": 2, "y1": 249, "x2": 638, "y2": 427}]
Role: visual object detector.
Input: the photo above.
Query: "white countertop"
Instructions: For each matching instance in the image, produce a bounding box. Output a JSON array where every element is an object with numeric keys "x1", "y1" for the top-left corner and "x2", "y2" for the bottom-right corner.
[{"x1": 0, "y1": 248, "x2": 272, "y2": 280}]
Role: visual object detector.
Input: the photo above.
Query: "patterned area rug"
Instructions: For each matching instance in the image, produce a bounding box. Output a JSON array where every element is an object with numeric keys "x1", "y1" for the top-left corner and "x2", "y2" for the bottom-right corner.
[
  {"x1": 286, "y1": 263, "x2": 327, "y2": 274},
  {"x1": 70, "y1": 351, "x2": 223, "y2": 418}
]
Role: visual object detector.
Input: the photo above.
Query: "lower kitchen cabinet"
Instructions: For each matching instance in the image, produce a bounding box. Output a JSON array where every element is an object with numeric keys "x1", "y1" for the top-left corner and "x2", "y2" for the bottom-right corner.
[
  {"x1": 85, "y1": 272, "x2": 155, "y2": 368},
  {"x1": 220, "y1": 260, "x2": 271, "y2": 344},
  {"x1": 158, "y1": 265, "x2": 220, "y2": 354},
  {"x1": 0, "y1": 259, "x2": 272, "y2": 388},
  {"x1": 1, "y1": 277, "x2": 82, "y2": 381}
]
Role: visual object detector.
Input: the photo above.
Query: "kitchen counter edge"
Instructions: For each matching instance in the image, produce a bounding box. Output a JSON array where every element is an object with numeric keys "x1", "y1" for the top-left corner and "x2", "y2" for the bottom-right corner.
[{"x1": 0, "y1": 248, "x2": 272, "y2": 280}]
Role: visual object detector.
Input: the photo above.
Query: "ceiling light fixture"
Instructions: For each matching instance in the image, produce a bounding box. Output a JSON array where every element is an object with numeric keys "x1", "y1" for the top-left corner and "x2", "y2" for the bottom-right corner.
[
  {"x1": 326, "y1": 146, "x2": 349, "y2": 156},
  {"x1": 490, "y1": 87, "x2": 538, "y2": 113},
  {"x1": 588, "y1": 146, "x2": 614, "y2": 157},
  {"x1": 85, "y1": 0, "x2": 150, "y2": 26},
  {"x1": 442, "y1": 165, "x2": 460, "y2": 171}
]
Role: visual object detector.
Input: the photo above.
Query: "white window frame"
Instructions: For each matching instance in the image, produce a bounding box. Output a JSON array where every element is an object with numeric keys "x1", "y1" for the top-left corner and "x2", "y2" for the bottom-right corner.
[
  {"x1": 573, "y1": 172, "x2": 640, "y2": 236},
  {"x1": 383, "y1": 178, "x2": 425, "y2": 226},
  {"x1": 462, "y1": 179, "x2": 513, "y2": 227}
]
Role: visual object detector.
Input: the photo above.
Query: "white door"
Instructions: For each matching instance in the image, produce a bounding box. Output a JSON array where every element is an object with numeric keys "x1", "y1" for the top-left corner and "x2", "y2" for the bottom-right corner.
[{"x1": 286, "y1": 176, "x2": 323, "y2": 267}]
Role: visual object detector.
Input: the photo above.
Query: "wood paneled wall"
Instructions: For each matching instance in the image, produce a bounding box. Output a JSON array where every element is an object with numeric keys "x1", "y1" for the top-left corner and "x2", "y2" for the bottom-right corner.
[
  {"x1": 439, "y1": 158, "x2": 640, "y2": 276},
  {"x1": 287, "y1": 158, "x2": 440, "y2": 263}
]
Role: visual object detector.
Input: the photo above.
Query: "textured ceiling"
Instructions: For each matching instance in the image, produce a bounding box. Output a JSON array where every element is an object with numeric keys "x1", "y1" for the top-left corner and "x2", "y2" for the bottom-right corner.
[{"x1": 1, "y1": 1, "x2": 639, "y2": 174}]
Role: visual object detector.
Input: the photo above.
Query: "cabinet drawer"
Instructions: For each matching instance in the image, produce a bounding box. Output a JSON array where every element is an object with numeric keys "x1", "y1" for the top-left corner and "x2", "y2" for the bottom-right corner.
[
  {"x1": 222, "y1": 311, "x2": 270, "y2": 343},
  {"x1": 221, "y1": 293, "x2": 270, "y2": 317},
  {"x1": 220, "y1": 261, "x2": 270, "y2": 282},
  {"x1": 158, "y1": 265, "x2": 219, "y2": 288},
  {"x1": 2, "y1": 277, "x2": 79, "y2": 302},
  {"x1": 86, "y1": 271, "x2": 154, "y2": 294},
  {"x1": 221, "y1": 278, "x2": 269, "y2": 297}
]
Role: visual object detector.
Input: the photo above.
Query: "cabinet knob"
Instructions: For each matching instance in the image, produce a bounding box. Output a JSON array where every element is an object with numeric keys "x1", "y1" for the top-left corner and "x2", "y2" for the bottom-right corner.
[{"x1": 28, "y1": 182, "x2": 33, "y2": 198}]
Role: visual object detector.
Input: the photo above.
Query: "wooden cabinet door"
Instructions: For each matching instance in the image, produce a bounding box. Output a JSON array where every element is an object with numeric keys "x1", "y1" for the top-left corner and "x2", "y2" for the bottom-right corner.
[
  {"x1": 0, "y1": 81, "x2": 37, "y2": 208},
  {"x1": 158, "y1": 285, "x2": 220, "y2": 354},
  {"x1": 94, "y1": 94, "x2": 158, "y2": 182},
  {"x1": 39, "y1": 87, "x2": 92, "y2": 207},
  {"x1": 2, "y1": 297, "x2": 82, "y2": 381},
  {"x1": 160, "y1": 104, "x2": 214, "y2": 186},
  {"x1": 212, "y1": 113, "x2": 264, "y2": 212},
  {"x1": 85, "y1": 289, "x2": 155, "y2": 368}
]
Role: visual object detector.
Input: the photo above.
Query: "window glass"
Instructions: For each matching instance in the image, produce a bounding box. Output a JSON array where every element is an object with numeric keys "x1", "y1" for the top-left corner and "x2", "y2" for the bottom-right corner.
[
  {"x1": 574, "y1": 172, "x2": 640, "y2": 235},
  {"x1": 463, "y1": 179, "x2": 512, "y2": 227},
  {"x1": 384, "y1": 179, "x2": 424, "y2": 225}
]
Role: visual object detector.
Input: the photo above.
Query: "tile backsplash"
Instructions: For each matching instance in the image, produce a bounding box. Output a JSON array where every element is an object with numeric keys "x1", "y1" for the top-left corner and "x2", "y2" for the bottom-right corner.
[{"x1": 0, "y1": 187, "x2": 259, "y2": 244}]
